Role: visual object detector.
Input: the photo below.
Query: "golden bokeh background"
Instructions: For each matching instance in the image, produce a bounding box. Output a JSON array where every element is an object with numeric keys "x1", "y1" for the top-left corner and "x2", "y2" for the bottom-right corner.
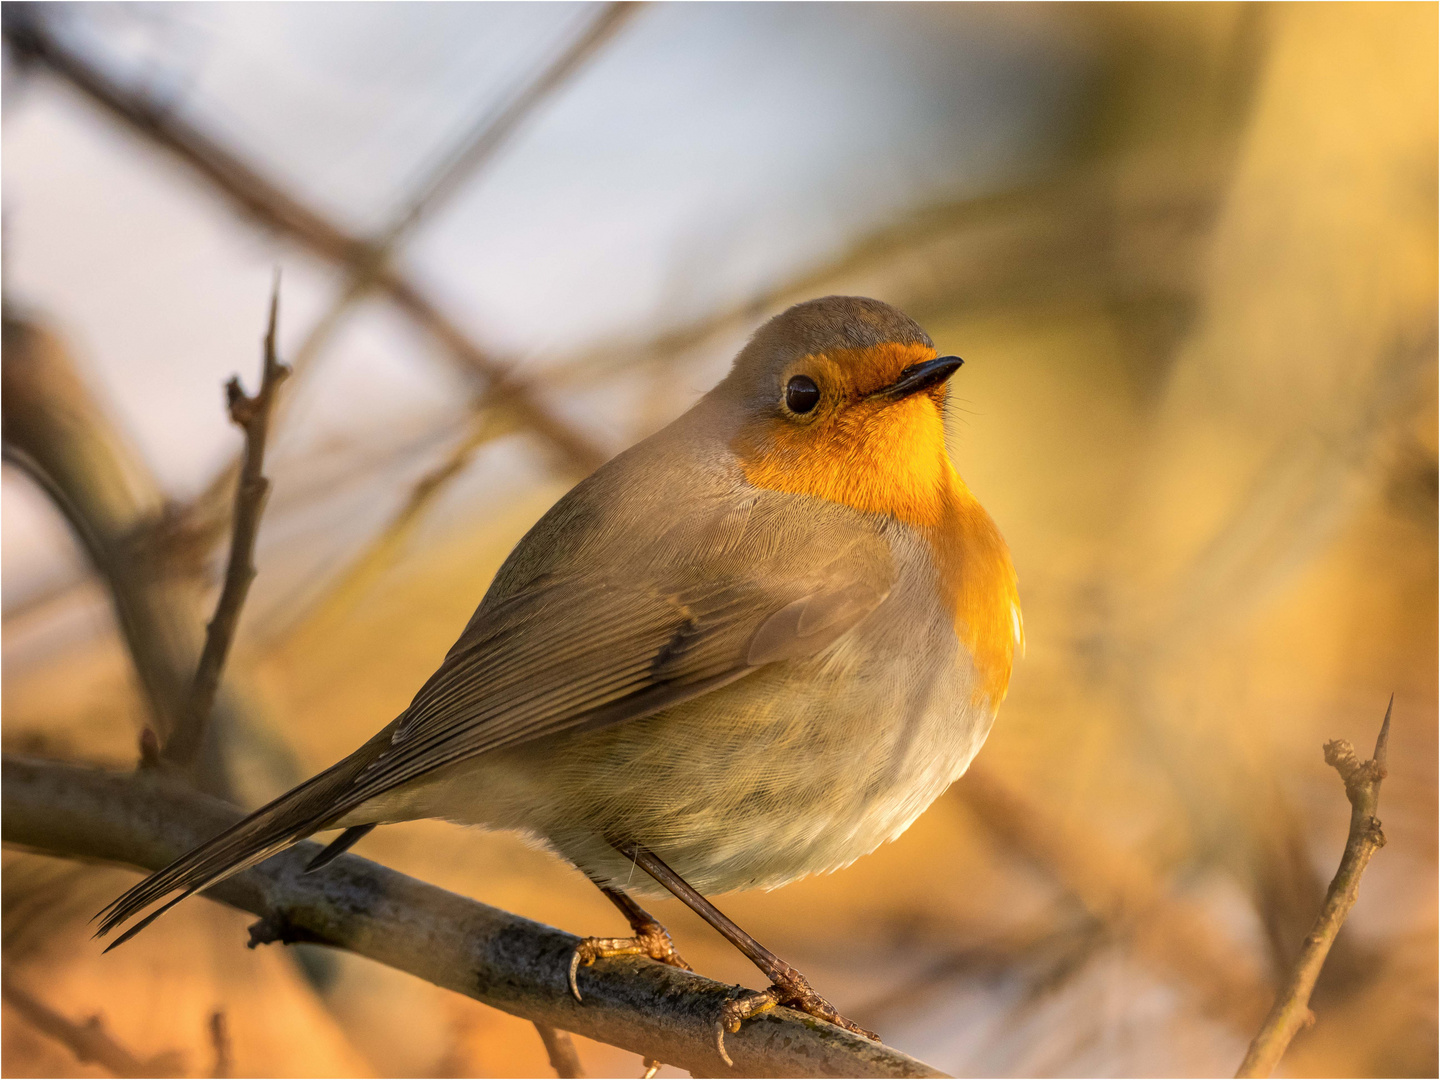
[{"x1": 3, "y1": 3, "x2": 1434, "y2": 1077}]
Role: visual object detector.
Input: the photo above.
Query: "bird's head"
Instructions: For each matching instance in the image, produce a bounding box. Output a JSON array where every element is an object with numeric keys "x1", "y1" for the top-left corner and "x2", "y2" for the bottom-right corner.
[
  {"x1": 722, "y1": 296, "x2": 962, "y2": 527},
  {"x1": 714, "y1": 296, "x2": 1019, "y2": 705}
]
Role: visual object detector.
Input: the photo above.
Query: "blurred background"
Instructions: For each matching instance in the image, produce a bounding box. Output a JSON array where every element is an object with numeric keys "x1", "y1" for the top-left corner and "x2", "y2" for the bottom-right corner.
[{"x1": 1, "y1": 2, "x2": 1434, "y2": 1077}]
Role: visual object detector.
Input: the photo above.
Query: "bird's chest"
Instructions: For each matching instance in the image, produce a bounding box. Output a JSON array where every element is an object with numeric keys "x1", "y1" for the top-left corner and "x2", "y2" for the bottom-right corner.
[{"x1": 543, "y1": 551, "x2": 995, "y2": 892}]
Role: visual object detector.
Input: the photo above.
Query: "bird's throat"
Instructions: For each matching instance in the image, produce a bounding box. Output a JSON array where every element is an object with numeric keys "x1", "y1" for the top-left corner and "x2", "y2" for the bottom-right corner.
[{"x1": 733, "y1": 409, "x2": 1020, "y2": 708}]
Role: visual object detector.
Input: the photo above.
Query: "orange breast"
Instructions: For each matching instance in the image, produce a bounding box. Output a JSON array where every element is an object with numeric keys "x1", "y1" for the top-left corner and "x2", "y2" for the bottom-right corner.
[
  {"x1": 924, "y1": 483, "x2": 1021, "y2": 709},
  {"x1": 733, "y1": 388, "x2": 1020, "y2": 708}
]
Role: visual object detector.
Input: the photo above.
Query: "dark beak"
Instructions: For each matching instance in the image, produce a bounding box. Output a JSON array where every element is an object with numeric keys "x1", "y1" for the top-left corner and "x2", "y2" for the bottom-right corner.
[{"x1": 868, "y1": 355, "x2": 964, "y2": 402}]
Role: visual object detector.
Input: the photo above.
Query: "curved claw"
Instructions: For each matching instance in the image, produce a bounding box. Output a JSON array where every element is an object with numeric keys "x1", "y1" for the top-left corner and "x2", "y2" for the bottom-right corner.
[
  {"x1": 570, "y1": 928, "x2": 690, "y2": 1004},
  {"x1": 568, "y1": 944, "x2": 592, "y2": 1001},
  {"x1": 715, "y1": 1018, "x2": 733, "y2": 1068},
  {"x1": 641, "y1": 1057, "x2": 661, "y2": 1079},
  {"x1": 715, "y1": 980, "x2": 876, "y2": 1060},
  {"x1": 714, "y1": 986, "x2": 772, "y2": 1068},
  {"x1": 569, "y1": 950, "x2": 583, "y2": 1002}
]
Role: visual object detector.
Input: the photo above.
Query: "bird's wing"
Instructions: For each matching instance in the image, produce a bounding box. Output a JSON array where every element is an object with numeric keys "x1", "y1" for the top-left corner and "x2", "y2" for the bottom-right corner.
[
  {"x1": 96, "y1": 491, "x2": 893, "y2": 943},
  {"x1": 338, "y1": 528, "x2": 892, "y2": 809}
]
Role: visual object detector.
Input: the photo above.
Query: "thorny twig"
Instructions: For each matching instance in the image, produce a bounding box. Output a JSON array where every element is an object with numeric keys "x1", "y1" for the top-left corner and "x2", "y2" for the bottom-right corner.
[
  {"x1": 535, "y1": 1022, "x2": 586, "y2": 1078},
  {"x1": 1, "y1": 975, "x2": 186, "y2": 1078},
  {"x1": 1234, "y1": 698, "x2": 1393, "y2": 1078},
  {"x1": 161, "y1": 282, "x2": 289, "y2": 773}
]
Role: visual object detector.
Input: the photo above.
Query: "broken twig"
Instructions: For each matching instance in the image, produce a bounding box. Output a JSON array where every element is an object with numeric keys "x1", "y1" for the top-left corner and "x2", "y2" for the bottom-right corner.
[{"x1": 1235, "y1": 697, "x2": 1393, "y2": 1078}]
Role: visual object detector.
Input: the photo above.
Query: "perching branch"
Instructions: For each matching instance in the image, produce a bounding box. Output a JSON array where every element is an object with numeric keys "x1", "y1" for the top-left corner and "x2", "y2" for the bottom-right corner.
[
  {"x1": 1, "y1": 754, "x2": 944, "y2": 1080},
  {"x1": 162, "y1": 282, "x2": 288, "y2": 773},
  {"x1": 1234, "y1": 699, "x2": 1393, "y2": 1078},
  {"x1": 1, "y1": 975, "x2": 186, "y2": 1078}
]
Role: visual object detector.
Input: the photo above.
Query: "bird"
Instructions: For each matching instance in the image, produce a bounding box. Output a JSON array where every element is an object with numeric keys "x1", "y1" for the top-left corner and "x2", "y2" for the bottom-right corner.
[{"x1": 97, "y1": 295, "x2": 1021, "y2": 1061}]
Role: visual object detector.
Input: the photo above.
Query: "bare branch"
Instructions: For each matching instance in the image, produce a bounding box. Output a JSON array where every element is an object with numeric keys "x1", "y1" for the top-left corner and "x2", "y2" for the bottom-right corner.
[
  {"x1": 185, "y1": 2, "x2": 637, "y2": 538},
  {"x1": 1, "y1": 754, "x2": 945, "y2": 1080},
  {"x1": 535, "y1": 1022, "x2": 586, "y2": 1078},
  {"x1": 2, "y1": 312, "x2": 194, "y2": 747},
  {"x1": 0, "y1": 12, "x2": 608, "y2": 482},
  {"x1": 1235, "y1": 698, "x2": 1393, "y2": 1078},
  {"x1": 162, "y1": 282, "x2": 289, "y2": 773},
  {"x1": 381, "y1": 2, "x2": 638, "y2": 248},
  {"x1": 1, "y1": 975, "x2": 186, "y2": 1078}
]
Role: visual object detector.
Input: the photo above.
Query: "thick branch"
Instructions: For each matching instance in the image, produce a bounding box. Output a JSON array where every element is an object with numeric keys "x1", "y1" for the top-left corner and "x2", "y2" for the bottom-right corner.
[
  {"x1": 1235, "y1": 699, "x2": 1393, "y2": 1078},
  {"x1": 163, "y1": 284, "x2": 288, "y2": 772},
  {"x1": 1, "y1": 313, "x2": 194, "y2": 739},
  {"x1": 1, "y1": 755, "x2": 944, "y2": 1080}
]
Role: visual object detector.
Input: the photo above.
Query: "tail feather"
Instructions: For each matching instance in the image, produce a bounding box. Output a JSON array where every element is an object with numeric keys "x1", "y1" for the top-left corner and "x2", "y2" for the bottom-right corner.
[
  {"x1": 304, "y1": 823, "x2": 376, "y2": 873},
  {"x1": 96, "y1": 726, "x2": 395, "y2": 943}
]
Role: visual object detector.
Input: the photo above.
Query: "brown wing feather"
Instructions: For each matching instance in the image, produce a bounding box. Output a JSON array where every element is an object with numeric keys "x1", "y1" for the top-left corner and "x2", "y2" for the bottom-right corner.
[
  {"x1": 323, "y1": 563, "x2": 890, "y2": 815},
  {"x1": 97, "y1": 490, "x2": 893, "y2": 942}
]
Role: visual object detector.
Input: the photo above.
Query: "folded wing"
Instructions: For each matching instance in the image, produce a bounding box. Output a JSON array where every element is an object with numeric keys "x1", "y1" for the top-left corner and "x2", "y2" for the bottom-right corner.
[{"x1": 97, "y1": 497, "x2": 893, "y2": 942}]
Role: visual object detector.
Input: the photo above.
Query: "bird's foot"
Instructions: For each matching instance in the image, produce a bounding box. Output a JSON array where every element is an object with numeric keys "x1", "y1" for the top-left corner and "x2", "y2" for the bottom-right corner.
[
  {"x1": 714, "y1": 971, "x2": 878, "y2": 1066},
  {"x1": 568, "y1": 918, "x2": 692, "y2": 1000}
]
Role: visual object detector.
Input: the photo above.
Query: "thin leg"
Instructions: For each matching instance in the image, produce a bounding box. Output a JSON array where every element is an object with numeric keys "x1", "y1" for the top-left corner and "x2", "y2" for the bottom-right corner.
[
  {"x1": 614, "y1": 841, "x2": 877, "y2": 1064},
  {"x1": 568, "y1": 882, "x2": 692, "y2": 1001}
]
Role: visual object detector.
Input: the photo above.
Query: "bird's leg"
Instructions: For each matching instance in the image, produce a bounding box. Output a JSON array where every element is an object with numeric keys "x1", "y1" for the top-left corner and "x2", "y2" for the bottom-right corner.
[
  {"x1": 568, "y1": 882, "x2": 692, "y2": 1000},
  {"x1": 613, "y1": 842, "x2": 878, "y2": 1066}
]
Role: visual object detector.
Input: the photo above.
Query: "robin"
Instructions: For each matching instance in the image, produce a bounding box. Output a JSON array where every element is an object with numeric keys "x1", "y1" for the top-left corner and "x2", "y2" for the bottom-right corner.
[{"x1": 98, "y1": 295, "x2": 1021, "y2": 1060}]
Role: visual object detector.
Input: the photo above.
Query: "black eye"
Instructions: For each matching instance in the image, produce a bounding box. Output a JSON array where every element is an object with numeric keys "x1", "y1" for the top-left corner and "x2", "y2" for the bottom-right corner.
[{"x1": 785, "y1": 374, "x2": 820, "y2": 414}]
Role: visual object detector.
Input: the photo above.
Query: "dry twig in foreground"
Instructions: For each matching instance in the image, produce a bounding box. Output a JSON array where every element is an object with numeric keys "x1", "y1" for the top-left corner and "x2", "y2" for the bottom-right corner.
[
  {"x1": 1, "y1": 755, "x2": 943, "y2": 1080},
  {"x1": 1235, "y1": 698, "x2": 1393, "y2": 1078},
  {"x1": 162, "y1": 283, "x2": 289, "y2": 774}
]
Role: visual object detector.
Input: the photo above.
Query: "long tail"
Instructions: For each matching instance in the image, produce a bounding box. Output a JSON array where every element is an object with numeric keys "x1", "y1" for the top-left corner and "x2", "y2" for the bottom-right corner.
[{"x1": 95, "y1": 726, "x2": 394, "y2": 949}]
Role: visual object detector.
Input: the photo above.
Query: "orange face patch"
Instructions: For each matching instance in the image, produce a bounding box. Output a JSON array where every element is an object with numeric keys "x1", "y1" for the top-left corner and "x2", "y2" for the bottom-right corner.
[
  {"x1": 732, "y1": 342, "x2": 952, "y2": 527},
  {"x1": 732, "y1": 343, "x2": 1020, "y2": 707}
]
